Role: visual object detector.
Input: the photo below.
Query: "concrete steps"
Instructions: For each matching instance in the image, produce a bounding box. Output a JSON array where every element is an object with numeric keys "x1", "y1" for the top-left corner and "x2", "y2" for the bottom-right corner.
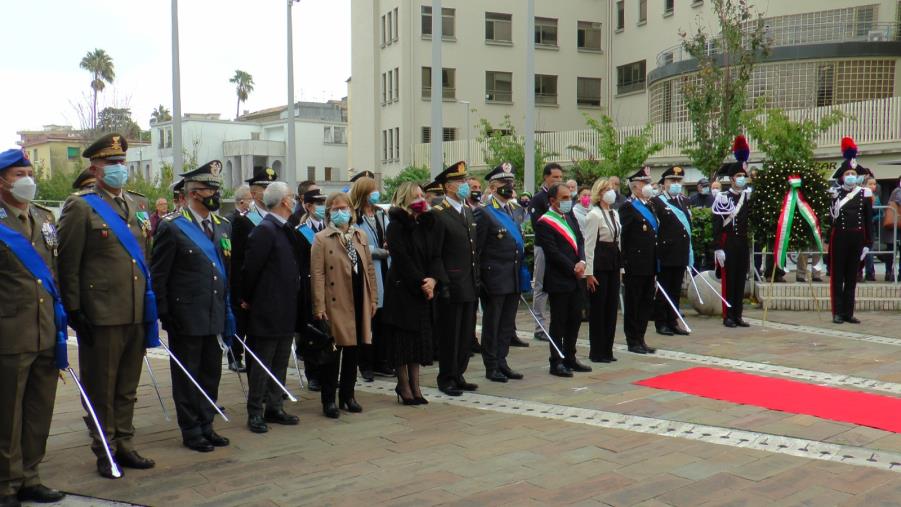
[{"x1": 755, "y1": 281, "x2": 901, "y2": 311}]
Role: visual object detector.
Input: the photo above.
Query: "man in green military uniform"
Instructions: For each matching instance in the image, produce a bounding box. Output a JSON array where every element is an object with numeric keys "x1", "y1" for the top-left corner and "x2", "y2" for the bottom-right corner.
[
  {"x1": 0, "y1": 149, "x2": 66, "y2": 506},
  {"x1": 57, "y1": 133, "x2": 156, "y2": 478}
]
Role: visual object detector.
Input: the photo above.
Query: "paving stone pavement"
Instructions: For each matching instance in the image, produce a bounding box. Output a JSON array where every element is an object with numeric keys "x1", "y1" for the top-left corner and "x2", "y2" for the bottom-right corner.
[{"x1": 35, "y1": 306, "x2": 901, "y2": 506}]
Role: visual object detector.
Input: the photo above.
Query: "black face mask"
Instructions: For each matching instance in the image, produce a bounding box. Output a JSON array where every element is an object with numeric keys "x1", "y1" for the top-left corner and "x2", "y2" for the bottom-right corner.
[
  {"x1": 430, "y1": 196, "x2": 445, "y2": 206},
  {"x1": 470, "y1": 190, "x2": 483, "y2": 202},
  {"x1": 199, "y1": 192, "x2": 221, "y2": 212},
  {"x1": 497, "y1": 185, "x2": 515, "y2": 199}
]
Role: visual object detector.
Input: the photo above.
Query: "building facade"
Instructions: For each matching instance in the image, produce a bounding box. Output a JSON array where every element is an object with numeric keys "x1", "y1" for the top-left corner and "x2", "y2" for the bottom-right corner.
[{"x1": 17, "y1": 125, "x2": 94, "y2": 178}]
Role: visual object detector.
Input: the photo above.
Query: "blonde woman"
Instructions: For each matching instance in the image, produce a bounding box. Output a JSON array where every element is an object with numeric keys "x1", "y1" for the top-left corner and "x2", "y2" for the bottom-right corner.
[
  {"x1": 311, "y1": 192, "x2": 378, "y2": 418},
  {"x1": 584, "y1": 178, "x2": 622, "y2": 363}
]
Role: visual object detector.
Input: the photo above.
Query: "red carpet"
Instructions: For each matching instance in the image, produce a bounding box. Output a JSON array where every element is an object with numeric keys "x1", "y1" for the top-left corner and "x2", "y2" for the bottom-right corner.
[{"x1": 635, "y1": 367, "x2": 901, "y2": 434}]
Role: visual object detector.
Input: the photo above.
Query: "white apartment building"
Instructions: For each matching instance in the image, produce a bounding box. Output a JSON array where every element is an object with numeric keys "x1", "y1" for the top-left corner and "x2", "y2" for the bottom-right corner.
[
  {"x1": 351, "y1": 0, "x2": 901, "y2": 179},
  {"x1": 128, "y1": 101, "x2": 349, "y2": 188}
]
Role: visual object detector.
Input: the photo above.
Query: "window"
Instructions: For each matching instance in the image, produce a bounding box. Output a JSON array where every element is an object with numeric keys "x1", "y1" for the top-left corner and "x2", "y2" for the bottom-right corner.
[
  {"x1": 166, "y1": 128, "x2": 172, "y2": 148},
  {"x1": 393, "y1": 68, "x2": 399, "y2": 101},
  {"x1": 388, "y1": 129, "x2": 394, "y2": 161},
  {"x1": 486, "y1": 71, "x2": 513, "y2": 102},
  {"x1": 421, "y1": 6, "x2": 455, "y2": 38},
  {"x1": 639, "y1": 0, "x2": 647, "y2": 23},
  {"x1": 381, "y1": 15, "x2": 386, "y2": 46},
  {"x1": 393, "y1": 7, "x2": 399, "y2": 42},
  {"x1": 664, "y1": 0, "x2": 674, "y2": 16},
  {"x1": 616, "y1": 1, "x2": 625, "y2": 30},
  {"x1": 577, "y1": 21, "x2": 602, "y2": 51},
  {"x1": 382, "y1": 131, "x2": 388, "y2": 161},
  {"x1": 387, "y1": 71, "x2": 393, "y2": 102},
  {"x1": 381, "y1": 73, "x2": 387, "y2": 104},
  {"x1": 443, "y1": 128, "x2": 457, "y2": 141},
  {"x1": 307, "y1": 166, "x2": 315, "y2": 181},
  {"x1": 387, "y1": 11, "x2": 394, "y2": 43},
  {"x1": 535, "y1": 74, "x2": 558, "y2": 105},
  {"x1": 577, "y1": 77, "x2": 602, "y2": 107},
  {"x1": 394, "y1": 127, "x2": 400, "y2": 160},
  {"x1": 324, "y1": 126, "x2": 347, "y2": 144},
  {"x1": 67, "y1": 146, "x2": 80, "y2": 159},
  {"x1": 486, "y1": 12, "x2": 513, "y2": 43},
  {"x1": 661, "y1": 81, "x2": 673, "y2": 122},
  {"x1": 661, "y1": 51, "x2": 674, "y2": 65},
  {"x1": 251, "y1": 132, "x2": 260, "y2": 140},
  {"x1": 535, "y1": 17, "x2": 558, "y2": 47},
  {"x1": 158, "y1": 128, "x2": 164, "y2": 148},
  {"x1": 422, "y1": 67, "x2": 456, "y2": 99},
  {"x1": 617, "y1": 60, "x2": 646, "y2": 94},
  {"x1": 421, "y1": 127, "x2": 431, "y2": 143},
  {"x1": 325, "y1": 167, "x2": 333, "y2": 181}
]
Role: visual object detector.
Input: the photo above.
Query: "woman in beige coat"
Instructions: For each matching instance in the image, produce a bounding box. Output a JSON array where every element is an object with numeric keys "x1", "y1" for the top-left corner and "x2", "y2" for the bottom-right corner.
[{"x1": 311, "y1": 192, "x2": 378, "y2": 418}]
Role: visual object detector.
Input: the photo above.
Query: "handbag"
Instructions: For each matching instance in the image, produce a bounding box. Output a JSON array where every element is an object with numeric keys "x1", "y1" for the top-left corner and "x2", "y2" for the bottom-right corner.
[
  {"x1": 302, "y1": 321, "x2": 337, "y2": 364},
  {"x1": 882, "y1": 202, "x2": 899, "y2": 231}
]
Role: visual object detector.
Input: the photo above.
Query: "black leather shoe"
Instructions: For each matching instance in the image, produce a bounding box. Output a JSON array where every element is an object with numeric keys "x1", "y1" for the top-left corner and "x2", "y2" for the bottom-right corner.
[
  {"x1": 832, "y1": 315, "x2": 844, "y2": 324},
  {"x1": 641, "y1": 342, "x2": 657, "y2": 354},
  {"x1": 736, "y1": 319, "x2": 750, "y2": 328},
  {"x1": 499, "y1": 365, "x2": 523, "y2": 379},
  {"x1": 204, "y1": 431, "x2": 229, "y2": 447},
  {"x1": 17, "y1": 485, "x2": 65, "y2": 503},
  {"x1": 307, "y1": 378, "x2": 321, "y2": 392},
  {"x1": 456, "y1": 378, "x2": 478, "y2": 391},
  {"x1": 265, "y1": 409, "x2": 299, "y2": 425},
  {"x1": 322, "y1": 402, "x2": 340, "y2": 418},
  {"x1": 723, "y1": 318, "x2": 738, "y2": 328},
  {"x1": 228, "y1": 359, "x2": 246, "y2": 373},
  {"x1": 566, "y1": 359, "x2": 593, "y2": 373},
  {"x1": 510, "y1": 336, "x2": 530, "y2": 347},
  {"x1": 845, "y1": 316, "x2": 861, "y2": 324},
  {"x1": 96, "y1": 458, "x2": 119, "y2": 479},
  {"x1": 471, "y1": 342, "x2": 482, "y2": 354},
  {"x1": 534, "y1": 332, "x2": 548, "y2": 342},
  {"x1": 116, "y1": 450, "x2": 155, "y2": 469},
  {"x1": 610, "y1": 356, "x2": 618, "y2": 361},
  {"x1": 549, "y1": 364, "x2": 573, "y2": 377},
  {"x1": 0, "y1": 494, "x2": 20, "y2": 507},
  {"x1": 438, "y1": 385, "x2": 463, "y2": 396},
  {"x1": 373, "y1": 365, "x2": 395, "y2": 377},
  {"x1": 627, "y1": 345, "x2": 648, "y2": 354},
  {"x1": 183, "y1": 435, "x2": 214, "y2": 453},
  {"x1": 672, "y1": 327, "x2": 690, "y2": 336},
  {"x1": 655, "y1": 326, "x2": 674, "y2": 336},
  {"x1": 590, "y1": 356, "x2": 612, "y2": 363},
  {"x1": 248, "y1": 415, "x2": 269, "y2": 433},
  {"x1": 360, "y1": 370, "x2": 375, "y2": 382},
  {"x1": 486, "y1": 370, "x2": 508, "y2": 383},
  {"x1": 339, "y1": 398, "x2": 363, "y2": 413}
]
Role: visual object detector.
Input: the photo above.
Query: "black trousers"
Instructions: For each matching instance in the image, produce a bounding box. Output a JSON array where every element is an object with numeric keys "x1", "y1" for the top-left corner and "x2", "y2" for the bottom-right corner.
[
  {"x1": 169, "y1": 333, "x2": 222, "y2": 439},
  {"x1": 246, "y1": 335, "x2": 292, "y2": 417},
  {"x1": 320, "y1": 346, "x2": 358, "y2": 404},
  {"x1": 829, "y1": 229, "x2": 865, "y2": 318},
  {"x1": 297, "y1": 332, "x2": 320, "y2": 383},
  {"x1": 436, "y1": 300, "x2": 476, "y2": 388},
  {"x1": 722, "y1": 237, "x2": 749, "y2": 321},
  {"x1": 358, "y1": 312, "x2": 390, "y2": 373},
  {"x1": 230, "y1": 304, "x2": 246, "y2": 362},
  {"x1": 547, "y1": 289, "x2": 582, "y2": 366},
  {"x1": 588, "y1": 270, "x2": 620, "y2": 359},
  {"x1": 654, "y1": 266, "x2": 684, "y2": 329},
  {"x1": 480, "y1": 292, "x2": 519, "y2": 371},
  {"x1": 623, "y1": 274, "x2": 654, "y2": 346}
]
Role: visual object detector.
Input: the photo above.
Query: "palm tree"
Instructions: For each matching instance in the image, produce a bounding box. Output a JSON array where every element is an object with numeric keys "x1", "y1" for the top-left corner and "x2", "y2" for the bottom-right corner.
[
  {"x1": 229, "y1": 70, "x2": 254, "y2": 119},
  {"x1": 151, "y1": 105, "x2": 172, "y2": 123},
  {"x1": 80, "y1": 49, "x2": 116, "y2": 130}
]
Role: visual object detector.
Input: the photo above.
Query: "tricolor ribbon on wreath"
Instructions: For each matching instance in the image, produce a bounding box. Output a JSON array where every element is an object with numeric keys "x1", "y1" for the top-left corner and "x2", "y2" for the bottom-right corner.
[{"x1": 773, "y1": 175, "x2": 824, "y2": 270}]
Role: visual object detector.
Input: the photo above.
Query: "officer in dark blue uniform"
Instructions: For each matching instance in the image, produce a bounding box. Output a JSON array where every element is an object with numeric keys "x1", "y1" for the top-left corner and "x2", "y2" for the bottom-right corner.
[
  {"x1": 151, "y1": 161, "x2": 232, "y2": 453},
  {"x1": 650, "y1": 166, "x2": 692, "y2": 336},
  {"x1": 294, "y1": 188, "x2": 327, "y2": 391},
  {"x1": 474, "y1": 163, "x2": 526, "y2": 383},
  {"x1": 430, "y1": 161, "x2": 480, "y2": 396},
  {"x1": 619, "y1": 167, "x2": 659, "y2": 354}
]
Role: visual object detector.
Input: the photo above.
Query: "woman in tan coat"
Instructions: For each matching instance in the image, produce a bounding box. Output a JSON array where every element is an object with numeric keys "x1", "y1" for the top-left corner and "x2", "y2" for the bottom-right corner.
[{"x1": 311, "y1": 192, "x2": 378, "y2": 418}]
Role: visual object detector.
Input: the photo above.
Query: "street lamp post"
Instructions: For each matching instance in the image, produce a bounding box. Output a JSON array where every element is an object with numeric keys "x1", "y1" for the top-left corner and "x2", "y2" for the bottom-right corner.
[
  {"x1": 524, "y1": 0, "x2": 535, "y2": 194},
  {"x1": 286, "y1": 0, "x2": 300, "y2": 186},
  {"x1": 429, "y1": 0, "x2": 443, "y2": 179},
  {"x1": 459, "y1": 100, "x2": 471, "y2": 168},
  {"x1": 171, "y1": 0, "x2": 183, "y2": 174}
]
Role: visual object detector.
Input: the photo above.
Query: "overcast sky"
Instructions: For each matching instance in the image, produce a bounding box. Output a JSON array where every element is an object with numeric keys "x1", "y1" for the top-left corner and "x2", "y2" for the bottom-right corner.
[{"x1": 2, "y1": 0, "x2": 350, "y2": 149}]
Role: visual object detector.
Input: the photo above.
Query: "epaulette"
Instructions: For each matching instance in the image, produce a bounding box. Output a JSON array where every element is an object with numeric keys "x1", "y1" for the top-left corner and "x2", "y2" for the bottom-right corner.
[
  {"x1": 126, "y1": 189, "x2": 146, "y2": 198},
  {"x1": 433, "y1": 204, "x2": 445, "y2": 211},
  {"x1": 32, "y1": 202, "x2": 53, "y2": 213},
  {"x1": 163, "y1": 211, "x2": 182, "y2": 221},
  {"x1": 509, "y1": 200, "x2": 521, "y2": 209},
  {"x1": 217, "y1": 214, "x2": 230, "y2": 223},
  {"x1": 74, "y1": 189, "x2": 96, "y2": 196}
]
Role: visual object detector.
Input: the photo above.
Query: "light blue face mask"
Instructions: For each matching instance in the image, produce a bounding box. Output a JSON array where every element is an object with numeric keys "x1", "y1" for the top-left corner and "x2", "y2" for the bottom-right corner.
[
  {"x1": 844, "y1": 174, "x2": 859, "y2": 187},
  {"x1": 559, "y1": 200, "x2": 573, "y2": 214},
  {"x1": 331, "y1": 209, "x2": 351, "y2": 227},
  {"x1": 734, "y1": 176, "x2": 747, "y2": 189},
  {"x1": 314, "y1": 204, "x2": 326, "y2": 220},
  {"x1": 102, "y1": 163, "x2": 129, "y2": 189},
  {"x1": 700, "y1": 187, "x2": 710, "y2": 195},
  {"x1": 368, "y1": 191, "x2": 381, "y2": 205},
  {"x1": 455, "y1": 182, "x2": 471, "y2": 200},
  {"x1": 668, "y1": 183, "x2": 683, "y2": 195}
]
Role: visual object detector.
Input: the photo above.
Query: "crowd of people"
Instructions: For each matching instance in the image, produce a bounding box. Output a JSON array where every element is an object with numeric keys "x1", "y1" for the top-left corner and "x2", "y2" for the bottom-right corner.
[{"x1": 0, "y1": 130, "x2": 898, "y2": 505}]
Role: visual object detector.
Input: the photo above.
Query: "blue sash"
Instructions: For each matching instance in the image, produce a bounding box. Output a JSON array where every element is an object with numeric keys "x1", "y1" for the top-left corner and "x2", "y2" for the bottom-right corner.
[
  {"x1": 657, "y1": 195, "x2": 695, "y2": 267},
  {"x1": 632, "y1": 199, "x2": 658, "y2": 232},
  {"x1": 296, "y1": 223, "x2": 315, "y2": 245},
  {"x1": 0, "y1": 222, "x2": 69, "y2": 369},
  {"x1": 485, "y1": 203, "x2": 532, "y2": 293},
  {"x1": 171, "y1": 215, "x2": 237, "y2": 342},
  {"x1": 81, "y1": 194, "x2": 160, "y2": 348}
]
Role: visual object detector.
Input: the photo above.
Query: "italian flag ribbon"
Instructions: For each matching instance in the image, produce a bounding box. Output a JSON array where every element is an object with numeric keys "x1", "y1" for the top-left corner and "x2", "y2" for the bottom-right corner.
[
  {"x1": 539, "y1": 210, "x2": 579, "y2": 253},
  {"x1": 773, "y1": 176, "x2": 825, "y2": 270}
]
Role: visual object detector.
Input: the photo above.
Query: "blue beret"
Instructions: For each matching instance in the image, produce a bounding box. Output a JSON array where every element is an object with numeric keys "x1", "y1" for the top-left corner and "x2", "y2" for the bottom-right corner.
[{"x1": 0, "y1": 149, "x2": 31, "y2": 171}]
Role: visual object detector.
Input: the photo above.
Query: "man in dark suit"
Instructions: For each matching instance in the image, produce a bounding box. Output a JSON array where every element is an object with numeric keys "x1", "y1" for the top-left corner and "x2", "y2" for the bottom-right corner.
[
  {"x1": 528, "y1": 163, "x2": 564, "y2": 342},
  {"x1": 534, "y1": 183, "x2": 591, "y2": 377},
  {"x1": 620, "y1": 167, "x2": 659, "y2": 354},
  {"x1": 151, "y1": 161, "x2": 232, "y2": 453},
  {"x1": 650, "y1": 166, "x2": 692, "y2": 336},
  {"x1": 474, "y1": 163, "x2": 526, "y2": 383},
  {"x1": 429, "y1": 161, "x2": 480, "y2": 396},
  {"x1": 240, "y1": 181, "x2": 302, "y2": 433}
]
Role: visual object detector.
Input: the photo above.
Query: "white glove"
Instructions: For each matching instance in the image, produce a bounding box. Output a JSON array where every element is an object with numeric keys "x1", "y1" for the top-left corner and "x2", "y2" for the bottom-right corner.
[
  {"x1": 715, "y1": 250, "x2": 726, "y2": 266},
  {"x1": 860, "y1": 247, "x2": 870, "y2": 261}
]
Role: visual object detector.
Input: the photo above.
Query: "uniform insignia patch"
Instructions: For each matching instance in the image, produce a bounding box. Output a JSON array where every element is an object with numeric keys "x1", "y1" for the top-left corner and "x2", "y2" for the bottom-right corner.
[
  {"x1": 0, "y1": 208, "x2": 6, "y2": 219},
  {"x1": 42, "y1": 222, "x2": 58, "y2": 248}
]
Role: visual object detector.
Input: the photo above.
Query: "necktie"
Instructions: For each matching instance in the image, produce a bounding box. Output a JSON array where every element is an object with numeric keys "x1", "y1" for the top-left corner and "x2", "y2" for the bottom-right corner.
[
  {"x1": 115, "y1": 196, "x2": 128, "y2": 216},
  {"x1": 202, "y1": 219, "x2": 214, "y2": 240},
  {"x1": 19, "y1": 214, "x2": 32, "y2": 238}
]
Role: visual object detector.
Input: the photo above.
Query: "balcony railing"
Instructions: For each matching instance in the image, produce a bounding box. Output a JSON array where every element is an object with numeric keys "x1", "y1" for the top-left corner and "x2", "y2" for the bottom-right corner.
[
  {"x1": 655, "y1": 21, "x2": 900, "y2": 68},
  {"x1": 412, "y1": 96, "x2": 901, "y2": 169}
]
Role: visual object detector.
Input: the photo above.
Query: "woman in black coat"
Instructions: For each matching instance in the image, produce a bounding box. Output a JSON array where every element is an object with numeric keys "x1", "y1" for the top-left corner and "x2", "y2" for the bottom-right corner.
[{"x1": 383, "y1": 182, "x2": 437, "y2": 405}]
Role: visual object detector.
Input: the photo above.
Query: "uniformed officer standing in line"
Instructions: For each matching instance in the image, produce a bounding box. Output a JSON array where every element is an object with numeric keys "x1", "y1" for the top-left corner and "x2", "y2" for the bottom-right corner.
[
  {"x1": 474, "y1": 163, "x2": 526, "y2": 383},
  {"x1": 650, "y1": 166, "x2": 692, "y2": 336},
  {"x1": 71, "y1": 169, "x2": 97, "y2": 191},
  {"x1": 429, "y1": 162, "x2": 480, "y2": 397},
  {"x1": 293, "y1": 188, "x2": 328, "y2": 391},
  {"x1": 619, "y1": 167, "x2": 659, "y2": 354},
  {"x1": 0, "y1": 150, "x2": 66, "y2": 506},
  {"x1": 828, "y1": 137, "x2": 874, "y2": 324},
  {"x1": 57, "y1": 134, "x2": 156, "y2": 478},
  {"x1": 150, "y1": 161, "x2": 232, "y2": 453},
  {"x1": 712, "y1": 142, "x2": 753, "y2": 328},
  {"x1": 423, "y1": 180, "x2": 445, "y2": 206}
]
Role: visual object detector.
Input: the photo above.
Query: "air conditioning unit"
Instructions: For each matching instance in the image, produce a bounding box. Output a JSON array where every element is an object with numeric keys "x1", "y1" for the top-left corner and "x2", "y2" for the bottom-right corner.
[{"x1": 867, "y1": 29, "x2": 888, "y2": 41}]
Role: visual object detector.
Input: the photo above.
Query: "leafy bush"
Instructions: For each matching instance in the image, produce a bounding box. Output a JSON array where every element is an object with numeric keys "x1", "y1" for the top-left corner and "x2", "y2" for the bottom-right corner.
[{"x1": 383, "y1": 165, "x2": 431, "y2": 202}]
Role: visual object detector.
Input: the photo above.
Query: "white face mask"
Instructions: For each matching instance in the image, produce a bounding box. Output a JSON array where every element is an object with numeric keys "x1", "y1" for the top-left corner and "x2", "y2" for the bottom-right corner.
[
  {"x1": 4, "y1": 176, "x2": 37, "y2": 203},
  {"x1": 602, "y1": 189, "x2": 617, "y2": 205},
  {"x1": 641, "y1": 185, "x2": 655, "y2": 199}
]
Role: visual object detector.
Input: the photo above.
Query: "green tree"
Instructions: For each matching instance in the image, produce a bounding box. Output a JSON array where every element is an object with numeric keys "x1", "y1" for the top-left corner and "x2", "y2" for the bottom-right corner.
[
  {"x1": 679, "y1": 0, "x2": 769, "y2": 178},
  {"x1": 151, "y1": 104, "x2": 172, "y2": 123},
  {"x1": 383, "y1": 165, "x2": 430, "y2": 202},
  {"x1": 478, "y1": 115, "x2": 556, "y2": 190},
  {"x1": 229, "y1": 70, "x2": 254, "y2": 119},
  {"x1": 96, "y1": 107, "x2": 142, "y2": 139},
  {"x1": 586, "y1": 114, "x2": 668, "y2": 191},
  {"x1": 79, "y1": 48, "x2": 115, "y2": 130},
  {"x1": 743, "y1": 108, "x2": 847, "y2": 166}
]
